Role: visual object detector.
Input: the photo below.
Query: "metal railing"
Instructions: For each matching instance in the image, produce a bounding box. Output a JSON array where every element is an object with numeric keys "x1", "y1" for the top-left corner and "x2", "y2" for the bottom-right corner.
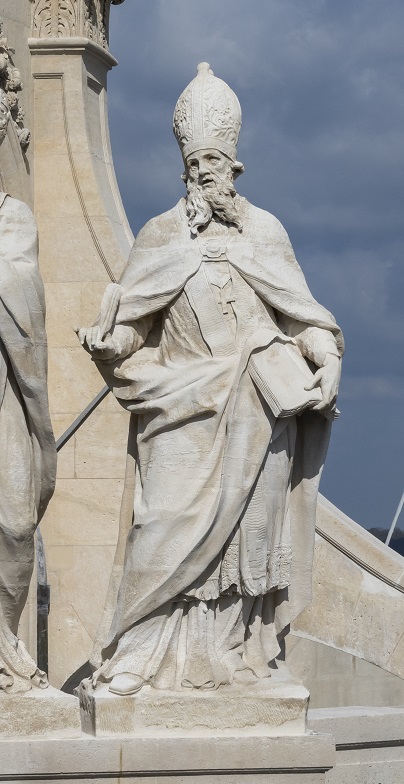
[{"x1": 385, "y1": 490, "x2": 404, "y2": 547}]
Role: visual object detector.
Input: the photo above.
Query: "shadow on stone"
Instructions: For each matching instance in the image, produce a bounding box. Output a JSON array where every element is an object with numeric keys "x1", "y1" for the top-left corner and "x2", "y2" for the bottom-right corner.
[{"x1": 62, "y1": 660, "x2": 92, "y2": 694}]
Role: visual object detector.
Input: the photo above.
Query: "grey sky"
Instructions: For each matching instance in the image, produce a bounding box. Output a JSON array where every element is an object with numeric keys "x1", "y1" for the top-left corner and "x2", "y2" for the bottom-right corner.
[{"x1": 107, "y1": 0, "x2": 404, "y2": 531}]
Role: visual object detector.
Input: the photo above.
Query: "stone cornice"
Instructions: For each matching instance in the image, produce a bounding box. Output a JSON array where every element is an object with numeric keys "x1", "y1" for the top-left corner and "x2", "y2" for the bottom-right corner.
[{"x1": 28, "y1": 36, "x2": 118, "y2": 68}]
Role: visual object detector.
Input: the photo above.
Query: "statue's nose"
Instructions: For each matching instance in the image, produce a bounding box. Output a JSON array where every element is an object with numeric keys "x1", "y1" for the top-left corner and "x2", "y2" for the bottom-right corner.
[{"x1": 199, "y1": 161, "x2": 211, "y2": 177}]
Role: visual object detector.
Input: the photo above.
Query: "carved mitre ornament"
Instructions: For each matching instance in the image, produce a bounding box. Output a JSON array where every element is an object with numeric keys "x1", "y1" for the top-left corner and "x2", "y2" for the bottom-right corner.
[{"x1": 173, "y1": 62, "x2": 242, "y2": 161}]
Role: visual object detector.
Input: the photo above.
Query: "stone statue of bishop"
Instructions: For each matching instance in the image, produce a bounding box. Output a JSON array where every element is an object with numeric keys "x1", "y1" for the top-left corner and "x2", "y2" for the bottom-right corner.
[{"x1": 78, "y1": 63, "x2": 343, "y2": 696}]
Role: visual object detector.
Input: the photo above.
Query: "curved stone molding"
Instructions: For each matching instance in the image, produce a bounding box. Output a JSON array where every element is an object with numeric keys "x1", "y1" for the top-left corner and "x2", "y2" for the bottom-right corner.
[
  {"x1": 0, "y1": 18, "x2": 31, "y2": 149},
  {"x1": 291, "y1": 494, "x2": 404, "y2": 683},
  {"x1": 31, "y1": 0, "x2": 125, "y2": 49}
]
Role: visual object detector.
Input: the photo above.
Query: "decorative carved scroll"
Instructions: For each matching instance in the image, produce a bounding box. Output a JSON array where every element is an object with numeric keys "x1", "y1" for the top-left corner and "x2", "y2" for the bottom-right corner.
[
  {"x1": 31, "y1": 0, "x2": 125, "y2": 49},
  {"x1": 0, "y1": 18, "x2": 30, "y2": 150}
]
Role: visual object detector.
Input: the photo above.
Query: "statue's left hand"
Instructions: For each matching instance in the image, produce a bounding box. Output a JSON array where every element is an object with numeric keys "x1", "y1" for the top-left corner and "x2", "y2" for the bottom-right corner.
[{"x1": 304, "y1": 354, "x2": 341, "y2": 412}]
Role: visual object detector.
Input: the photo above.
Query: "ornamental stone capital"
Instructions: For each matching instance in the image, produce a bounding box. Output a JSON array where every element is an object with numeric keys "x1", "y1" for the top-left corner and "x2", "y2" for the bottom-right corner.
[{"x1": 31, "y1": 0, "x2": 125, "y2": 49}]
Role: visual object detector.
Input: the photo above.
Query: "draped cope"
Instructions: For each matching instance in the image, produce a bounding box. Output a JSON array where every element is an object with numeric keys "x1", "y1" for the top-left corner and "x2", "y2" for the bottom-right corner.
[{"x1": 91, "y1": 198, "x2": 343, "y2": 688}]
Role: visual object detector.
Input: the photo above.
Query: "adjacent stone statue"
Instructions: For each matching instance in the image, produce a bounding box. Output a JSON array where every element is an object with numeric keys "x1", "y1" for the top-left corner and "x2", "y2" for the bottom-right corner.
[
  {"x1": 0, "y1": 191, "x2": 56, "y2": 692},
  {"x1": 78, "y1": 63, "x2": 343, "y2": 696}
]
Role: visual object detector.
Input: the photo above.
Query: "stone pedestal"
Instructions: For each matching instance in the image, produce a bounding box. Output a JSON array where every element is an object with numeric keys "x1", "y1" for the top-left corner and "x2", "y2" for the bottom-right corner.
[
  {"x1": 0, "y1": 732, "x2": 335, "y2": 783},
  {"x1": 29, "y1": 675, "x2": 334, "y2": 783},
  {"x1": 0, "y1": 685, "x2": 81, "y2": 739},
  {"x1": 76, "y1": 672, "x2": 310, "y2": 737}
]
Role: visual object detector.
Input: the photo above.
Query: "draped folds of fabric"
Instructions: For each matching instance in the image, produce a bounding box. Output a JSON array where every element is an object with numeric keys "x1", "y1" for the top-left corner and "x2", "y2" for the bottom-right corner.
[
  {"x1": 91, "y1": 198, "x2": 342, "y2": 691},
  {"x1": 0, "y1": 192, "x2": 56, "y2": 692}
]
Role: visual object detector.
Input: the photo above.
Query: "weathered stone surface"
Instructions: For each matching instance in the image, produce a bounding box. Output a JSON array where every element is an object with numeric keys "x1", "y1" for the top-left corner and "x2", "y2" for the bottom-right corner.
[
  {"x1": 1, "y1": 706, "x2": 403, "y2": 783},
  {"x1": 310, "y1": 707, "x2": 404, "y2": 784},
  {"x1": 0, "y1": 685, "x2": 80, "y2": 738},
  {"x1": 310, "y1": 705, "x2": 404, "y2": 745},
  {"x1": 45, "y1": 540, "x2": 117, "y2": 686},
  {"x1": 317, "y1": 495, "x2": 404, "y2": 587},
  {"x1": 77, "y1": 674, "x2": 309, "y2": 737},
  {"x1": 293, "y1": 497, "x2": 404, "y2": 682},
  {"x1": 296, "y1": 536, "x2": 363, "y2": 651},
  {"x1": 0, "y1": 731, "x2": 336, "y2": 783},
  {"x1": 287, "y1": 636, "x2": 404, "y2": 709},
  {"x1": 74, "y1": 408, "x2": 129, "y2": 479}
]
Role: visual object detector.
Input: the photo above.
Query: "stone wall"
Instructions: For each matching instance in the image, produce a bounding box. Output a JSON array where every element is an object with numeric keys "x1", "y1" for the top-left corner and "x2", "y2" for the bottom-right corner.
[
  {"x1": 0, "y1": 1, "x2": 33, "y2": 203},
  {"x1": 29, "y1": 28, "x2": 133, "y2": 685},
  {"x1": 288, "y1": 496, "x2": 404, "y2": 706}
]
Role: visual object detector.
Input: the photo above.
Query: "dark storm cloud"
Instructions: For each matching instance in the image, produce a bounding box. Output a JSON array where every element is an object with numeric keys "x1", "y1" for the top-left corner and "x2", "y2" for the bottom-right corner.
[{"x1": 107, "y1": 0, "x2": 404, "y2": 531}]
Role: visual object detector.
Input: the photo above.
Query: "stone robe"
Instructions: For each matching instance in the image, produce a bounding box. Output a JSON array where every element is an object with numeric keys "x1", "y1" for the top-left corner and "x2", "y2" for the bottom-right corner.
[
  {"x1": 0, "y1": 192, "x2": 56, "y2": 692},
  {"x1": 92, "y1": 197, "x2": 343, "y2": 689}
]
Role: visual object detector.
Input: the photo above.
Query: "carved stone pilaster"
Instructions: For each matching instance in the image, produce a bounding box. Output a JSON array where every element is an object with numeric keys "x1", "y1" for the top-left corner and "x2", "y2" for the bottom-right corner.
[
  {"x1": 31, "y1": 0, "x2": 125, "y2": 49},
  {"x1": 0, "y1": 17, "x2": 30, "y2": 150}
]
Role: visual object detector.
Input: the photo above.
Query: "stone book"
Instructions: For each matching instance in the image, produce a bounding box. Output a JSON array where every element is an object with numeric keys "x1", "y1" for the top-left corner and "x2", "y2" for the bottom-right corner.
[{"x1": 249, "y1": 340, "x2": 322, "y2": 417}]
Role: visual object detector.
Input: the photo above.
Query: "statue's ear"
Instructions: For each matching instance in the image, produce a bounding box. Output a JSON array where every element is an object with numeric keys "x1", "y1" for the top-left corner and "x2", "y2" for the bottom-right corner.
[{"x1": 233, "y1": 160, "x2": 245, "y2": 180}]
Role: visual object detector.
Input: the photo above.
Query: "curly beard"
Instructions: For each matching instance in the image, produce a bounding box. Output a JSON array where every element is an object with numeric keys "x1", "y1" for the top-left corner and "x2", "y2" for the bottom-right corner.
[{"x1": 185, "y1": 170, "x2": 243, "y2": 235}]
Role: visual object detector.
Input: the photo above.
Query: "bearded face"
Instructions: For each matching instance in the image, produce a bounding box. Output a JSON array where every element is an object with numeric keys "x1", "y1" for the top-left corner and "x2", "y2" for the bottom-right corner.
[{"x1": 184, "y1": 149, "x2": 243, "y2": 235}]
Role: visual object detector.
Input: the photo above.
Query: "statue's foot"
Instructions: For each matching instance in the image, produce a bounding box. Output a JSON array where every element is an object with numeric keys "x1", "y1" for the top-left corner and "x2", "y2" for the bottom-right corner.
[{"x1": 109, "y1": 673, "x2": 144, "y2": 696}]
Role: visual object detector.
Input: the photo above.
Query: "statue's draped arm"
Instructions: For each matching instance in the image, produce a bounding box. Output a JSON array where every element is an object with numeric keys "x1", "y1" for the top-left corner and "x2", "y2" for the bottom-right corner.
[
  {"x1": 276, "y1": 315, "x2": 341, "y2": 367},
  {"x1": 0, "y1": 195, "x2": 56, "y2": 520}
]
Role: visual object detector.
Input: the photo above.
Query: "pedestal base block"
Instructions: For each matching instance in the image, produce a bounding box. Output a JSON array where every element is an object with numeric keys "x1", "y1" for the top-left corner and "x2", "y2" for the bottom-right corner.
[
  {"x1": 0, "y1": 685, "x2": 81, "y2": 738},
  {"x1": 77, "y1": 672, "x2": 310, "y2": 737},
  {"x1": 0, "y1": 732, "x2": 336, "y2": 783}
]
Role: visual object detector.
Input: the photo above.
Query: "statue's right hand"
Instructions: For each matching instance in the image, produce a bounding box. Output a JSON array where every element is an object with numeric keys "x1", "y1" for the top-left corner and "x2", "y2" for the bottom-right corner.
[
  {"x1": 75, "y1": 326, "x2": 100, "y2": 352},
  {"x1": 75, "y1": 326, "x2": 116, "y2": 360}
]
